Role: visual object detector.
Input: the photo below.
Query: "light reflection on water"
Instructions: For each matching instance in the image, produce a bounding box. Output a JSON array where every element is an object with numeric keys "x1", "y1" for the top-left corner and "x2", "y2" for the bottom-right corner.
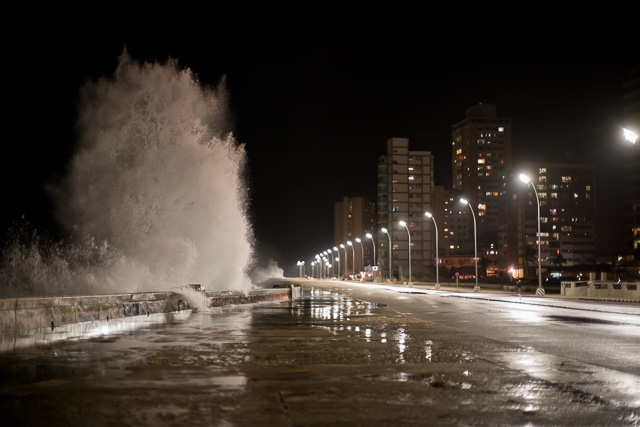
[{"x1": 293, "y1": 288, "x2": 435, "y2": 365}]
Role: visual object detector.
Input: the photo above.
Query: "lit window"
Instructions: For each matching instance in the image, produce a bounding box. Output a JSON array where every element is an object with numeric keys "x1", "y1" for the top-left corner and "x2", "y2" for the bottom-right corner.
[
  {"x1": 498, "y1": 127, "x2": 504, "y2": 132},
  {"x1": 539, "y1": 168, "x2": 547, "y2": 174},
  {"x1": 562, "y1": 176, "x2": 572, "y2": 183},
  {"x1": 478, "y1": 159, "x2": 485, "y2": 164}
]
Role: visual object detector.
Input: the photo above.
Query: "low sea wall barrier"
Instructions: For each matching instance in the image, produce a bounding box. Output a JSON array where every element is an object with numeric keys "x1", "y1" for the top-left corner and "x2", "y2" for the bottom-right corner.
[
  {"x1": 0, "y1": 285, "x2": 300, "y2": 335},
  {"x1": 561, "y1": 281, "x2": 639, "y2": 299}
]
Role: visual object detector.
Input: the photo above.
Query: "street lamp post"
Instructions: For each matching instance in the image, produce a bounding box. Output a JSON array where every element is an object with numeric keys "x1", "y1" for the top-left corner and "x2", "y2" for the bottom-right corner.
[
  {"x1": 381, "y1": 227, "x2": 392, "y2": 281},
  {"x1": 297, "y1": 261, "x2": 305, "y2": 278},
  {"x1": 459, "y1": 198, "x2": 480, "y2": 292},
  {"x1": 519, "y1": 173, "x2": 545, "y2": 296},
  {"x1": 366, "y1": 233, "x2": 376, "y2": 281},
  {"x1": 399, "y1": 221, "x2": 411, "y2": 285},
  {"x1": 333, "y1": 247, "x2": 339, "y2": 277},
  {"x1": 424, "y1": 212, "x2": 439, "y2": 289},
  {"x1": 326, "y1": 250, "x2": 334, "y2": 277},
  {"x1": 347, "y1": 241, "x2": 355, "y2": 278},
  {"x1": 340, "y1": 244, "x2": 347, "y2": 279},
  {"x1": 355, "y1": 237, "x2": 364, "y2": 273}
]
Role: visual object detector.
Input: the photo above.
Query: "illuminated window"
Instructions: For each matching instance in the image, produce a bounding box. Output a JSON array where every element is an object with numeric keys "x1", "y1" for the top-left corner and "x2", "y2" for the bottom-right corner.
[
  {"x1": 562, "y1": 176, "x2": 572, "y2": 183},
  {"x1": 539, "y1": 168, "x2": 547, "y2": 174},
  {"x1": 456, "y1": 148, "x2": 462, "y2": 155},
  {"x1": 498, "y1": 127, "x2": 504, "y2": 132},
  {"x1": 478, "y1": 159, "x2": 485, "y2": 164}
]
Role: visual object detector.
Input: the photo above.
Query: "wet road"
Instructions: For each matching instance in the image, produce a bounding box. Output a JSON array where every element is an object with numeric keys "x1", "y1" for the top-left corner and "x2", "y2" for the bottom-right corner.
[{"x1": 1, "y1": 279, "x2": 639, "y2": 426}]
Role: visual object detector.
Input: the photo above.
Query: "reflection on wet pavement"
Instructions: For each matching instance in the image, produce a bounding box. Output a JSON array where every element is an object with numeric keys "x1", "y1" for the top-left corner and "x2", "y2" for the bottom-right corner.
[{"x1": 0, "y1": 286, "x2": 638, "y2": 426}]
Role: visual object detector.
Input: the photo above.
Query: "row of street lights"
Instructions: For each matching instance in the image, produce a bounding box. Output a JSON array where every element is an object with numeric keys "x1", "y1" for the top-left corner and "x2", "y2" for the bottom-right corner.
[{"x1": 298, "y1": 128, "x2": 639, "y2": 292}]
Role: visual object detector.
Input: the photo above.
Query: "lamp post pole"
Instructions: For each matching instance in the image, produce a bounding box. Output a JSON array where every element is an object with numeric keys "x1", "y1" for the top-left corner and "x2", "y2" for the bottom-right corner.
[
  {"x1": 399, "y1": 221, "x2": 411, "y2": 285},
  {"x1": 520, "y1": 173, "x2": 545, "y2": 296},
  {"x1": 425, "y1": 212, "x2": 439, "y2": 289},
  {"x1": 459, "y1": 198, "x2": 480, "y2": 292},
  {"x1": 366, "y1": 233, "x2": 376, "y2": 281},
  {"x1": 347, "y1": 241, "x2": 355, "y2": 278},
  {"x1": 355, "y1": 238, "x2": 364, "y2": 274},
  {"x1": 340, "y1": 244, "x2": 347, "y2": 279},
  {"x1": 381, "y1": 228, "x2": 392, "y2": 281}
]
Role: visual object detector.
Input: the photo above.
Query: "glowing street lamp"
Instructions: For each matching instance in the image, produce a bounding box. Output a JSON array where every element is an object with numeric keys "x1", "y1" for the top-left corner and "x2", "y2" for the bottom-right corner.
[
  {"x1": 519, "y1": 173, "x2": 545, "y2": 296},
  {"x1": 623, "y1": 128, "x2": 638, "y2": 144},
  {"x1": 335, "y1": 256, "x2": 340, "y2": 278},
  {"x1": 355, "y1": 237, "x2": 364, "y2": 273},
  {"x1": 424, "y1": 212, "x2": 439, "y2": 289},
  {"x1": 333, "y1": 247, "x2": 339, "y2": 276},
  {"x1": 340, "y1": 244, "x2": 347, "y2": 278},
  {"x1": 381, "y1": 227, "x2": 392, "y2": 281},
  {"x1": 365, "y1": 233, "x2": 376, "y2": 269},
  {"x1": 347, "y1": 241, "x2": 355, "y2": 278},
  {"x1": 326, "y1": 249, "x2": 334, "y2": 277},
  {"x1": 459, "y1": 198, "x2": 479, "y2": 292},
  {"x1": 297, "y1": 261, "x2": 305, "y2": 278},
  {"x1": 398, "y1": 220, "x2": 411, "y2": 285}
]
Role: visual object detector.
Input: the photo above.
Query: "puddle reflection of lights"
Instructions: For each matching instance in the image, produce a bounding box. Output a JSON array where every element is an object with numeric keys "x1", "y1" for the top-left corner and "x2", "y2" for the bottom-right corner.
[
  {"x1": 396, "y1": 328, "x2": 408, "y2": 363},
  {"x1": 425, "y1": 339, "x2": 433, "y2": 362},
  {"x1": 510, "y1": 309, "x2": 544, "y2": 324}
]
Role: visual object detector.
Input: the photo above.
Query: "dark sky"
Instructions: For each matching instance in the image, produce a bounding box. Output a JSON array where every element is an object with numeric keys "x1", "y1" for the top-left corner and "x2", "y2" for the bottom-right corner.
[{"x1": 3, "y1": 10, "x2": 638, "y2": 277}]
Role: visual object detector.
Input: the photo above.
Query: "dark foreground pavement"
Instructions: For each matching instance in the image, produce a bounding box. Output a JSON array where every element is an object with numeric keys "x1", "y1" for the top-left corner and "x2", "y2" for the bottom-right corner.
[{"x1": 0, "y1": 280, "x2": 638, "y2": 426}]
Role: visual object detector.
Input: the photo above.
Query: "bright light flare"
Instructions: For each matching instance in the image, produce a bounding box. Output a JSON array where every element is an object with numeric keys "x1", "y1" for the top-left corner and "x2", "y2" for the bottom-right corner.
[
  {"x1": 425, "y1": 211, "x2": 433, "y2": 218},
  {"x1": 399, "y1": 220, "x2": 407, "y2": 227},
  {"x1": 623, "y1": 128, "x2": 638, "y2": 144},
  {"x1": 519, "y1": 173, "x2": 531, "y2": 184},
  {"x1": 459, "y1": 198, "x2": 468, "y2": 205}
]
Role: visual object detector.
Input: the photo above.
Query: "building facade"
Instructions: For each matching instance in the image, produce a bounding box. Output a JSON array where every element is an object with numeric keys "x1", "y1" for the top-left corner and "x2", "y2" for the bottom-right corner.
[
  {"x1": 377, "y1": 138, "x2": 434, "y2": 281},
  {"x1": 451, "y1": 104, "x2": 512, "y2": 251},
  {"x1": 502, "y1": 161, "x2": 597, "y2": 278}
]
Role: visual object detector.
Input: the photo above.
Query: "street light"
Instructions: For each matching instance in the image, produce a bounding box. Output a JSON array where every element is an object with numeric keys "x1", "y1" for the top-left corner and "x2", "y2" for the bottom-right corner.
[
  {"x1": 623, "y1": 127, "x2": 638, "y2": 144},
  {"x1": 326, "y1": 249, "x2": 334, "y2": 277},
  {"x1": 340, "y1": 244, "x2": 347, "y2": 279},
  {"x1": 333, "y1": 247, "x2": 339, "y2": 277},
  {"x1": 459, "y1": 198, "x2": 480, "y2": 292},
  {"x1": 424, "y1": 212, "x2": 439, "y2": 289},
  {"x1": 381, "y1": 227, "x2": 392, "y2": 281},
  {"x1": 297, "y1": 261, "x2": 305, "y2": 278},
  {"x1": 519, "y1": 173, "x2": 545, "y2": 296},
  {"x1": 398, "y1": 220, "x2": 411, "y2": 285},
  {"x1": 335, "y1": 256, "x2": 340, "y2": 278},
  {"x1": 366, "y1": 232, "x2": 376, "y2": 270},
  {"x1": 355, "y1": 237, "x2": 364, "y2": 273},
  {"x1": 347, "y1": 241, "x2": 355, "y2": 278}
]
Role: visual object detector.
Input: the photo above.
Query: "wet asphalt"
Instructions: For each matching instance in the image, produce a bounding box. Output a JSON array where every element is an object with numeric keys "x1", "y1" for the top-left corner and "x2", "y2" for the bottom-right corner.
[{"x1": 0, "y1": 279, "x2": 638, "y2": 426}]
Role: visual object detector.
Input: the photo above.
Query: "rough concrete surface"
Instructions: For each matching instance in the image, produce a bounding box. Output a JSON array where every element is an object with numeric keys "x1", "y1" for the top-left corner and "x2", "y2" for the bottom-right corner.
[{"x1": 0, "y1": 282, "x2": 637, "y2": 426}]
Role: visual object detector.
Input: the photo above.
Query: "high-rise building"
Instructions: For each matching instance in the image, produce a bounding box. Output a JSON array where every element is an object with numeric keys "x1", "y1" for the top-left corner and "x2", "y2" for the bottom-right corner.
[
  {"x1": 451, "y1": 104, "x2": 512, "y2": 250},
  {"x1": 334, "y1": 196, "x2": 376, "y2": 275},
  {"x1": 503, "y1": 160, "x2": 596, "y2": 278},
  {"x1": 377, "y1": 138, "x2": 434, "y2": 281}
]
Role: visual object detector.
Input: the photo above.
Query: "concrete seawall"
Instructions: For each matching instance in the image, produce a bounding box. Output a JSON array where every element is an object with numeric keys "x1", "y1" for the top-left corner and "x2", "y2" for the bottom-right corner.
[{"x1": 0, "y1": 286, "x2": 299, "y2": 335}]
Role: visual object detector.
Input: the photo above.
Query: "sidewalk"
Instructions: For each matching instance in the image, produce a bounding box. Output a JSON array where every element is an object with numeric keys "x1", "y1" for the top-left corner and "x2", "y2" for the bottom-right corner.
[{"x1": 290, "y1": 278, "x2": 640, "y2": 305}]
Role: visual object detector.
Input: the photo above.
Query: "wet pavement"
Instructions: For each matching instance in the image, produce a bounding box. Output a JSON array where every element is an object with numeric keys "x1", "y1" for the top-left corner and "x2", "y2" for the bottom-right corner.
[{"x1": 1, "y1": 281, "x2": 639, "y2": 426}]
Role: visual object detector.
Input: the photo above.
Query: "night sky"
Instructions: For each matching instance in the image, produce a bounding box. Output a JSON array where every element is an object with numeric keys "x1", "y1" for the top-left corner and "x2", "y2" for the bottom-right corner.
[{"x1": 3, "y1": 10, "x2": 638, "y2": 277}]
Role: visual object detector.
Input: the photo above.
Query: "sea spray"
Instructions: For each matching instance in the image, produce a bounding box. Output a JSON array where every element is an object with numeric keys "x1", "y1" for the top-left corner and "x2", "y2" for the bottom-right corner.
[{"x1": 0, "y1": 51, "x2": 254, "y2": 297}]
